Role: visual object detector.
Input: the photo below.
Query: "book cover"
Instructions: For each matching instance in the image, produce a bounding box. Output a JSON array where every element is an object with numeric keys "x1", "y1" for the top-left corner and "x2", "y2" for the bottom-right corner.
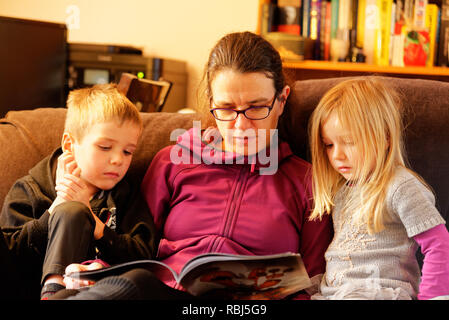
[
  {"x1": 403, "y1": 28, "x2": 430, "y2": 66},
  {"x1": 413, "y1": 0, "x2": 428, "y2": 29},
  {"x1": 303, "y1": 0, "x2": 311, "y2": 37},
  {"x1": 376, "y1": 0, "x2": 393, "y2": 65},
  {"x1": 389, "y1": 2, "x2": 397, "y2": 65},
  {"x1": 66, "y1": 252, "x2": 313, "y2": 300},
  {"x1": 310, "y1": 0, "x2": 322, "y2": 40},
  {"x1": 357, "y1": 0, "x2": 366, "y2": 48},
  {"x1": 437, "y1": 0, "x2": 449, "y2": 66},
  {"x1": 276, "y1": 0, "x2": 302, "y2": 35},
  {"x1": 425, "y1": 3, "x2": 439, "y2": 66},
  {"x1": 260, "y1": 2, "x2": 277, "y2": 36},
  {"x1": 338, "y1": 0, "x2": 351, "y2": 31},
  {"x1": 323, "y1": 0, "x2": 332, "y2": 60},
  {"x1": 403, "y1": 0, "x2": 414, "y2": 24},
  {"x1": 330, "y1": 0, "x2": 340, "y2": 40},
  {"x1": 364, "y1": 0, "x2": 379, "y2": 64}
]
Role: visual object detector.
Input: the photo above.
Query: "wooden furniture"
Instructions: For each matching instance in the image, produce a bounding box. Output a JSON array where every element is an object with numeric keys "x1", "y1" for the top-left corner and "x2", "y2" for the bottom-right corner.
[
  {"x1": 117, "y1": 73, "x2": 172, "y2": 112},
  {"x1": 283, "y1": 60, "x2": 449, "y2": 82}
]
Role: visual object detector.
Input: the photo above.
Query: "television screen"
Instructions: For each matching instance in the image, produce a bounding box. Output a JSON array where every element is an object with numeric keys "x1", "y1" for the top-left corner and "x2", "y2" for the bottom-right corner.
[{"x1": 0, "y1": 16, "x2": 67, "y2": 117}]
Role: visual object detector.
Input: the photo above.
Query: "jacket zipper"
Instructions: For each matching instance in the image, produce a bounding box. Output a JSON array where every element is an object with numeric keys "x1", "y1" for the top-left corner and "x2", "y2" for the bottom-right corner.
[{"x1": 211, "y1": 165, "x2": 250, "y2": 252}]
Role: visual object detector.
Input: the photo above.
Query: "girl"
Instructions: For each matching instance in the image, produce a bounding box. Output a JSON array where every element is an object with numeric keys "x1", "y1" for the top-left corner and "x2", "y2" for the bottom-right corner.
[{"x1": 308, "y1": 77, "x2": 449, "y2": 300}]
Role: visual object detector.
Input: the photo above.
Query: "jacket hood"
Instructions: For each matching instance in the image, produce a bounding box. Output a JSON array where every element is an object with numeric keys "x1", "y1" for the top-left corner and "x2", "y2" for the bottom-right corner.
[
  {"x1": 174, "y1": 127, "x2": 293, "y2": 175},
  {"x1": 29, "y1": 148, "x2": 61, "y2": 199}
]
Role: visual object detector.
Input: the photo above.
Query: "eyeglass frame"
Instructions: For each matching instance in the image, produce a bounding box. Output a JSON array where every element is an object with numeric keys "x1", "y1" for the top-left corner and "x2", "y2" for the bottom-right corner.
[{"x1": 209, "y1": 93, "x2": 279, "y2": 121}]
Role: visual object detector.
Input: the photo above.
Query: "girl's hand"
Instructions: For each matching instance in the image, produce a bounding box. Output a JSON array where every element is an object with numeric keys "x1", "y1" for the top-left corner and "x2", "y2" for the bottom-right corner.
[{"x1": 63, "y1": 262, "x2": 105, "y2": 289}]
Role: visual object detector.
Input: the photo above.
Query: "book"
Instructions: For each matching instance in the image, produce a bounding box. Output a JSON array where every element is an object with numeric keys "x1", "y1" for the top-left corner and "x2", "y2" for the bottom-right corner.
[
  {"x1": 376, "y1": 0, "x2": 393, "y2": 65},
  {"x1": 260, "y1": 2, "x2": 277, "y2": 36},
  {"x1": 437, "y1": 0, "x2": 449, "y2": 66},
  {"x1": 303, "y1": 0, "x2": 311, "y2": 37},
  {"x1": 403, "y1": 28, "x2": 430, "y2": 66},
  {"x1": 322, "y1": 0, "x2": 332, "y2": 60},
  {"x1": 330, "y1": 0, "x2": 340, "y2": 40},
  {"x1": 276, "y1": 0, "x2": 302, "y2": 35},
  {"x1": 389, "y1": 2, "x2": 397, "y2": 65},
  {"x1": 310, "y1": 0, "x2": 322, "y2": 59},
  {"x1": 413, "y1": 0, "x2": 428, "y2": 29},
  {"x1": 357, "y1": 0, "x2": 366, "y2": 48},
  {"x1": 425, "y1": 3, "x2": 440, "y2": 66},
  {"x1": 403, "y1": 0, "x2": 414, "y2": 24},
  {"x1": 66, "y1": 252, "x2": 313, "y2": 300},
  {"x1": 364, "y1": 0, "x2": 378, "y2": 64}
]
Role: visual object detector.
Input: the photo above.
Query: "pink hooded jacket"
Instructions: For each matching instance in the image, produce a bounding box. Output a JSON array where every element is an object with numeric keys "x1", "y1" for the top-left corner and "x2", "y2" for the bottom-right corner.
[{"x1": 141, "y1": 128, "x2": 333, "y2": 295}]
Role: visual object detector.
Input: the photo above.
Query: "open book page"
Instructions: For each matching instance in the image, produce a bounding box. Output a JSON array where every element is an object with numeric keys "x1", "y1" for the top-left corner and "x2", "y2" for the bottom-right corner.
[
  {"x1": 67, "y1": 259, "x2": 179, "y2": 283},
  {"x1": 178, "y1": 252, "x2": 312, "y2": 299},
  {"x1": 67, "y1": 252, "x2": 311, "y2": 299}
]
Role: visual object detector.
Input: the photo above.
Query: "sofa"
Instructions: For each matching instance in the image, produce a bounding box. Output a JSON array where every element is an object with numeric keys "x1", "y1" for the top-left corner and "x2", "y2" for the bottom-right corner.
[{"x1": 0, "y1": 76, "x2": 448, "y2": 266}]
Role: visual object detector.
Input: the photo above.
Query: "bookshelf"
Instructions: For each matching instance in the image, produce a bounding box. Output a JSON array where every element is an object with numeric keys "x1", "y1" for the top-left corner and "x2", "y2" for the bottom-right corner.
[
  {"x1": 257, "y1": 0, "x2": 449, "y2": 82},
  {"x1": 283, "y1": 60, "x2": 449, "y2": 82}
]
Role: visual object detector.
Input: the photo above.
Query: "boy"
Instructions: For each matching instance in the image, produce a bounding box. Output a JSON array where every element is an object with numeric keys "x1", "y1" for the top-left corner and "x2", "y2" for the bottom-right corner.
[{"x1": 0, "y1": 84, "x2": 157, "y2": 299}]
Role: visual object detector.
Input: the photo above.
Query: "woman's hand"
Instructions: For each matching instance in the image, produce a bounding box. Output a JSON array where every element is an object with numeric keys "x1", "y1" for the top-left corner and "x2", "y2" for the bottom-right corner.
[{"x1": 64, "y1": 262, "x2": 105, "y2": 289}]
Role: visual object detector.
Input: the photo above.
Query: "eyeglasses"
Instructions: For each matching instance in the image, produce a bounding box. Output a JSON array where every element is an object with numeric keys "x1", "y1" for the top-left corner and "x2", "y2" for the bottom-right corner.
[{"x1": 210, "y1": 94, "x2": 278, "y2": 121}]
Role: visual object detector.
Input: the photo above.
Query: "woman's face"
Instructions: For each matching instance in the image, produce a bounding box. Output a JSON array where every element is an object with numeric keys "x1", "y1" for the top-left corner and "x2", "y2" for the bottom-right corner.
[{"x1": 210, "y1": 69, "x2": 289, "y2": 155}]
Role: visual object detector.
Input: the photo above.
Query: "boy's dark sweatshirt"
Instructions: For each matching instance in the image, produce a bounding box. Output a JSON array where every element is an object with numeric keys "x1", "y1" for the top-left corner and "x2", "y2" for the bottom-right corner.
[{"x1": 0, "y1": 148, "x2": 158, "y2": 299}]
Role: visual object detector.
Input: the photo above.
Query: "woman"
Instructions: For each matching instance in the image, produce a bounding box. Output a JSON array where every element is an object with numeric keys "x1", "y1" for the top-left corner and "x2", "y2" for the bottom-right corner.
[{"x1": 56, "y1": 31, "x2": 332, "y2": 300}]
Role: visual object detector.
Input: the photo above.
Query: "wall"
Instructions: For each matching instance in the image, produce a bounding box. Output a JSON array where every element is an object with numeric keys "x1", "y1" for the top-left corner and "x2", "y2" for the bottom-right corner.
[{"x1": 0, "y1": 0, "x2": 259, "y2": 109}]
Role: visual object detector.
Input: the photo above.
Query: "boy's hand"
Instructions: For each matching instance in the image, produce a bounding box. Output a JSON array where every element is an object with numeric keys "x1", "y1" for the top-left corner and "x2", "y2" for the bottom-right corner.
[
  {"x1": 49, "y1": 152, "x2": 80, "y2": 214},
  {"x1": 54, "y1": 151, "x2": 91, "y2": 208},
  {"x1": 56, "y1": 151, "x2": 78, "y2": 185},
  {"x1": 63, "y1": 262, "x2": 105, "y2": 289},
  {"x1": 55, "y1": 172, "x2": 92, "y2": 208}
]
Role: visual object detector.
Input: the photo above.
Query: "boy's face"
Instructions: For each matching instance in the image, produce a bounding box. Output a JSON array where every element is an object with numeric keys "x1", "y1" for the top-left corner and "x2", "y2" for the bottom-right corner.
[{"x1": 70, "y1": 121, "x2": 141, "y2": 191}]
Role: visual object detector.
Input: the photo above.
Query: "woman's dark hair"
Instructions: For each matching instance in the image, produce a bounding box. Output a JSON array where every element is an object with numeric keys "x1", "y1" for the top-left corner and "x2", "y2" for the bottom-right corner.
[
  {"x1": 205, "y1": 31, "x2": 285, "y2": 99},
  {"x1": 196, "y1": 31, "x2": 287, "y2": 126}
]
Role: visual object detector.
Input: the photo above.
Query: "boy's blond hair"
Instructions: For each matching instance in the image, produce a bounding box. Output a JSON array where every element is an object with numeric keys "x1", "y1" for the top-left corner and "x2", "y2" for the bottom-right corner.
[
  {"x1": 308, "y1": 77, "x2": 429, "y2": 233},
  {"x1": 64, "y1": 83, "x2": 142, "y2": 141}
]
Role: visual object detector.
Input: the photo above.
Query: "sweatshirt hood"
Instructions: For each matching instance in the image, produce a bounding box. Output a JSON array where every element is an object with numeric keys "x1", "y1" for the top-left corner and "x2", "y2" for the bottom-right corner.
[{"x1": 28, "y1": 147, "x2": 61, "y2": 199}]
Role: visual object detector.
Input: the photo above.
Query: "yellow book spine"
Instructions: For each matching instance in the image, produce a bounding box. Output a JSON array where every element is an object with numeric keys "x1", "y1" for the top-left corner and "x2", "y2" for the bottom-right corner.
[
  {"x1": 376, "y1": 0, "x2": 393, "y2": 65},
  {"x1": 357, "y1": 0, "x2": 366, "y2": 48},
  {"x1": 425, "y1": 4, "x2": 439, "y2": 67}
]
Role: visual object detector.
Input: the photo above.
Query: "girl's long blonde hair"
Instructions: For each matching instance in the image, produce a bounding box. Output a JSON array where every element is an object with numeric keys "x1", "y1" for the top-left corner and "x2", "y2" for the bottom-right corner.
[{"x1": 308, "y1": 77, "x2": 415, "y2": 233}]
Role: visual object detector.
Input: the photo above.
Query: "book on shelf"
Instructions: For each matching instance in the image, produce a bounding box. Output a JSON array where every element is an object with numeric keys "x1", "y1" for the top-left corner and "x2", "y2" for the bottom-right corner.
[
  {"x1": 66, "y1": 252, "x2": 312, "y2": 300},
  {"x1": 376, "y1": 0, "x2": 393, "y2": 66},
  {"x1": 321, "y1": 0, "x2": 332, "y2": 60},
  {"x1": 413, "y1": 0, "x2": 428, "y2": 29},
  {"x1": 403, "y1": 27, "x2": 430, "y2": 66},
  {"x1": 364, "y1": 0, "x2": 378, "y2": 64},
  {"x1": 330, "y1": 0, "x2": 340, "y2": 40},
  {"x1": 303, "y1": 0, "x2": 311, "y2": 37},
  {"x1": 276, "y1": 0, "x2": 303, "y2": 35},
  {"x1": 260, "y1": 1, "x2": 277, "y2": 35},
  {"x1": 426, "y1": 3, "x2": 440, "y2": 66},
  {"x1": 437, "y1": 0, "x2": 449, "y2": 66},
  {"x1": 357, "y1": 0, "x2": 366, "y2": 48}
]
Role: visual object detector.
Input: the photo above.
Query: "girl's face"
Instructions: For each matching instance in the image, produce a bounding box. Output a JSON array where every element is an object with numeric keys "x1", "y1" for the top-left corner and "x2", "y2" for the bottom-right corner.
[
  {"x1": 321, "y1": 111, "x2": 370, "y2": 181},
  {"x1": 210, "y1": 69, "x2": 289, "y2": 155}
]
